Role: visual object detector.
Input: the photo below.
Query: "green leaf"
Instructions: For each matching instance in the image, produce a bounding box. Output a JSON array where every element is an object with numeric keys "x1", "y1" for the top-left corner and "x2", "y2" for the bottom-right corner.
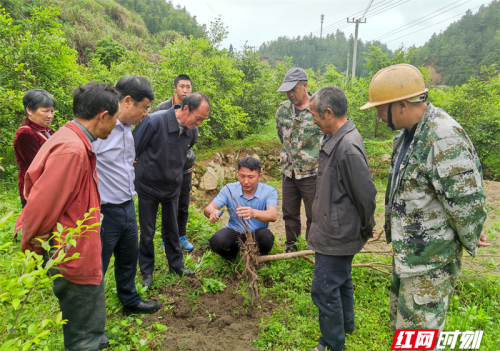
[{"x1": 11, "y1": 298, "x2": 20, "y2": 310}]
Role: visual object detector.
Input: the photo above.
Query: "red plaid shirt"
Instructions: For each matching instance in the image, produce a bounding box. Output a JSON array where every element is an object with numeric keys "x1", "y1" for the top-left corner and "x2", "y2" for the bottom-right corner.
[{"x1": 13, "y1": 117, "x2": 54, "y2": 200}]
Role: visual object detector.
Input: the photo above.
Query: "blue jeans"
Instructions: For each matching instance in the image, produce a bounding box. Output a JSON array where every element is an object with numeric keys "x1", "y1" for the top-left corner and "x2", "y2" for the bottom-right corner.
[
  {"x1": 50, "y1": 269, "x2": 106, "y2": 351},
  {"x1": 101, "y1": 201, "x2": 141, "y2": 307},
  {"x1": 311, "y1": 253, "x2": 355, "y2": 351}
]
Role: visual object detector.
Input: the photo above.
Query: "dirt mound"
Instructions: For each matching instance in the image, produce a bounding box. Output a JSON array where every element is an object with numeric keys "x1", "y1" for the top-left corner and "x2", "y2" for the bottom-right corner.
[{"x1": 142, "y1": 275, "x2": 265, "y2": 351}]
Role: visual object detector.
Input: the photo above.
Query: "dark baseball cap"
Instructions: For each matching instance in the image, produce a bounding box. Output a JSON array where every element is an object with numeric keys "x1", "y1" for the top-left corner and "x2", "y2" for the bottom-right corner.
[{"x1": 276, "y1": 67, "x2": 308, "y2": 92}]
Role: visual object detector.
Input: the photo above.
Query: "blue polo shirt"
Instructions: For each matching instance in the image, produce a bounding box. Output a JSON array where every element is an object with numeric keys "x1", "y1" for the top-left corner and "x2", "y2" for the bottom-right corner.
[{"x1": 213, "y1": 181, "x2": 278, "y2": 232}]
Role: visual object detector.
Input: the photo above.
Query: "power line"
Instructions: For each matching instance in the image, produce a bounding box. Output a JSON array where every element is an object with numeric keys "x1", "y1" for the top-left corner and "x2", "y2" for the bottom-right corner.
[
  {"x1": 321, "y1": 0, "x2": 411, "y2": 38},
  {"x1": 203, "y1": 0, "x2": 242, "y2": 46},
  {"x1": 311, "y1": 0, "x2": 392, "y2": 35},
  {"x1": 362, "y1": 0, "x2": 376, "y2": 18},
  {"x1": 365, "y1": 0, "x2": 411, "y2": 20},
  {"x1": 375, "y1": 0, "x2": 470, "y2": 40},
  {"x1": 385, "y1": 3, "x2": 487, "y2": 44}
]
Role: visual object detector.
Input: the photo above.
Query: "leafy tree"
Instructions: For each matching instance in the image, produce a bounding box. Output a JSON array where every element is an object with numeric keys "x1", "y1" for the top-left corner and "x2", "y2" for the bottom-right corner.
[
  {"x1": 89, "y1": 38, "x2": 126, "y2": 68},
  {"x1": 0, "y1": 5, "x2": 82, "y2": 154}
]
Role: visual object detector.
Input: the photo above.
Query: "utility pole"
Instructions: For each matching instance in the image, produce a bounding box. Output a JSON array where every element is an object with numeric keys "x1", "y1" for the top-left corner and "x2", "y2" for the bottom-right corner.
[
  {"x1": 347, "y1": 17, "x2": 366, "y2": 79},
  {"x1": 320, "y1": 14, "x2": 324, "y2": 38},
  {"x1": 346, "y1": 52, "x2": 350, "y2": 78}
]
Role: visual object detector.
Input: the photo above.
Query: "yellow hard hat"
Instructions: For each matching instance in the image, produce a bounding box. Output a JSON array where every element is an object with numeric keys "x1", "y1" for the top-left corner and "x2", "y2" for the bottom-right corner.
[{"x1": 360, "y1": 63, "x2": 428, "y2": 110}]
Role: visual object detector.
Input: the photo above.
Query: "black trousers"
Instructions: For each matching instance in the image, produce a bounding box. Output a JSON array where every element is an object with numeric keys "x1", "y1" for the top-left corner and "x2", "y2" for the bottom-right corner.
[
  {"x1": 50, "y1": 269, "x2": 106, "y2": 351},
  {"x1": 162, "y1": 172, "x2": 192, "y2": 239},
  {"x1": 311, "y1": 253, "x2": 355, "y2": 351},
  {"x1": 101, "y1": 201, "x2": 141, "y2": 307},
  {"x1": 138, "y1": 195, "x2": 183, "y2": 274},
  {"x1": 281, "y1": 172, "x2": 316, "y2": 249},
  {"x1": 209, "y1": 227, "x2": 275, "y2": 261}
]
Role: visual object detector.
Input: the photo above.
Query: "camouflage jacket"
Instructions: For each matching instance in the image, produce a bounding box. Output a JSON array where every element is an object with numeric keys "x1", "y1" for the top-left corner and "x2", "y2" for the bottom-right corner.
[
  {"x1": 275, "y1": 100, "x2": 322, "y2": 179},
  {"x1": 385, "y1": 103, "x2": 487, "y2": 278}
]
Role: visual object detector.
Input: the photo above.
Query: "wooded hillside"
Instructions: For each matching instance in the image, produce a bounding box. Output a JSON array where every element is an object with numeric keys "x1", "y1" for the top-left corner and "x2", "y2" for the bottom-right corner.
[
  {"x1": 258, "y1": 31, "x2": 391, "y2": 78},
  {"x1": 409, "y1": 0, "x2": 500, "y2": 85},
  {"x1": 115, "y1": 0, "x2": 205, "y2": 38}
]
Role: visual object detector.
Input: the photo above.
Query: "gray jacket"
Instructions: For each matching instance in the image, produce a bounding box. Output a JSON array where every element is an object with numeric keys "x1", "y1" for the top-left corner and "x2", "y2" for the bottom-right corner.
[{"x1": 307, "y1": 120, "x2": 377, "y2": 256}]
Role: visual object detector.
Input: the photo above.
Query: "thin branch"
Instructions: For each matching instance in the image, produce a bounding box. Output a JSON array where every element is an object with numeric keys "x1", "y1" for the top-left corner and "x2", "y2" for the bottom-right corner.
[
  {"x1": 301, "y1": 256, "x2": 315, "y2": 264},
  {"x1": 368, "y1": 229, "x2": 384, "y2": 242}
]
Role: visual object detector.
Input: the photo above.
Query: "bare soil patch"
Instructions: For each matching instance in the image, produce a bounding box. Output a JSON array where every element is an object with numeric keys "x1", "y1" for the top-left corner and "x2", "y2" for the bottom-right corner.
[{"x1": 142, "y1": 270, "x2": 272, "y2": 351}]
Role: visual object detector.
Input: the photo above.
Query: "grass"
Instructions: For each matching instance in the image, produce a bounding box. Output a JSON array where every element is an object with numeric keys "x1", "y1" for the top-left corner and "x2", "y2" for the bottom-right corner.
[{"x1": 0, "y1": 135, "x2": 499, "y2": 350}]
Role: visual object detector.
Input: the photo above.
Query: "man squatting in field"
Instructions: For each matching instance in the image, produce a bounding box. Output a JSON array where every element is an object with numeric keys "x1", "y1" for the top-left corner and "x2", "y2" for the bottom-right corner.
[
  {"x1": 152, "y1": 74, "x2": 196, "y2": 253},
  {"x1": 307, "y1": 86, "x2": 377, "y2": 351},
  {"x1": 204, "y1": 157, "x2": 278, "y2": 263},
  {"x1": 275, "y1": 67, "x2": 323, "y2": 252},
  {"x1": 360, "y1": 64, "x2": 489, "y2": 338}
]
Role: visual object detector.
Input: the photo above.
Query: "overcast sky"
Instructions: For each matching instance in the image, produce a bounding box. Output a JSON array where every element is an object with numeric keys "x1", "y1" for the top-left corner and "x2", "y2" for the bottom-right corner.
[{"x1": 178, "y1": 0, "x2": 490, "y2": 51}]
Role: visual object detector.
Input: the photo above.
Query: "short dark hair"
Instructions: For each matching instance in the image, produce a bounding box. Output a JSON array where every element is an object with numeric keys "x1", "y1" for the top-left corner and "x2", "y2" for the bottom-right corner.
[
  {"x1": 22, "y1": 89, "x2": 55, "y2": 115},
  {"x1": 73, "y1": 82, "x2": 120, "y2": 120},
  {"x1": 310, "y1": 85, "x2": 348, "y2": 118},
  {"x1": 174, "y1": 74, "x2": 192, "y2": 87},
  {"x1": 181, "y1": 92, "x2": 210, "y2": 112},
  {"x1": 238, "y1": 157, "x2": 261, "y2": 173},
  {"x1": 115, "y1": 75, "x2": 154, "y2": 102}
]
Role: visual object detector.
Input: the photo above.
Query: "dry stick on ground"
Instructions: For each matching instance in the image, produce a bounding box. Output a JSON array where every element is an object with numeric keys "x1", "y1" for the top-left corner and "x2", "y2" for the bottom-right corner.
[
  {"x1": 226, "y1": 187, "x2": 260, "y2": 305},
  {"x1": 367, "y1": 229, "x2": 385, "y2": 242},
  {"x1": 257, "y1": 250, "x2": 393, "y2": 275}
]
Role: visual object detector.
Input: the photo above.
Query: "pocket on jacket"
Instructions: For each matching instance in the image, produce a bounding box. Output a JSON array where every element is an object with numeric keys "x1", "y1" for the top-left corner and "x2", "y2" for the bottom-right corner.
[
  {"x1": 166, "y1": 141, "x2": 182, "y2": 170},
  {"x1": 403, "y1": 218, "x2": 448, "y2": 237},
  {"x1": 436, "y1": 157, "x2": 480, "y2": 198},
  {"x1": 399, "y1": 164, "x2": 425, "y2": 200}
]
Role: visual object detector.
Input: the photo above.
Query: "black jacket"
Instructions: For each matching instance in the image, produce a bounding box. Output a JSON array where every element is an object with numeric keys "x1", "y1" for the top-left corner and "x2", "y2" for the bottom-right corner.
[
  {"x1": 133, "y1": 107, "x2": 198, "y2": 200},
  {"x1": 151, "y1": 97, "x2": 196, "y2": 173},
  {"x1": 307, "y1": 120, "x2": 377, "y2": 256}
]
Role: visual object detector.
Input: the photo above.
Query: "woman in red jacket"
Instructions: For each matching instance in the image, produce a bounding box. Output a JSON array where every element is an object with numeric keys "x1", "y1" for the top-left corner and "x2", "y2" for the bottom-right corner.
[{"x1": 13, "y1": 89, "x2": 55, "y2": 208}]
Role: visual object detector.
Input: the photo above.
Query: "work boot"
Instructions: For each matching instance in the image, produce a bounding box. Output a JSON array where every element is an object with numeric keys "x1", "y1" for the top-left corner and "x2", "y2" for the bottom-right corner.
[
  {"x1": 141, "y1": 273, "x2": 153, "y2": 287},
  {"x1": 99, "y1": 333, "x2": 110, "y2": 350},
  {"x1": 179, "y1": 235, "x2": 194, "y2": 252},
  {"x1": 123, "y1": 300, "x2": 161, "y2": 316},
  {"x1": 169, "y1": 267, "x2": 195, "y2": 277},
  {"x1": 284, "y1": 245, "x2": 297, "y2": 253}
]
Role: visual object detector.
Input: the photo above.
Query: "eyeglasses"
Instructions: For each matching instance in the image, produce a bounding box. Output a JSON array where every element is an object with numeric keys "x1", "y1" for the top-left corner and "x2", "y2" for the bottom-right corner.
[{"x1": 133, "y1": 100, "x2": 151, "y2": 113}]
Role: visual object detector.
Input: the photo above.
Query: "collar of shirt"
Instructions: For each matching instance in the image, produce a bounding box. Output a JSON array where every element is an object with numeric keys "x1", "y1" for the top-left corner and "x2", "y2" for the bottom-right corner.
[
  {"x1": 93, "y1": 119, "x2": 136, "y2": 204},
  {"x1": 24, "y1": 117, "x2": 52, "y2": 132},
  {"x1": 72, "y1": 119, "x2": 97, "y2": 144}
]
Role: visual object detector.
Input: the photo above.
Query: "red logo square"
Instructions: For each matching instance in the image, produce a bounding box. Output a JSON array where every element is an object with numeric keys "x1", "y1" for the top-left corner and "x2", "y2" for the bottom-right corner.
[{"x1": 391, "y1": 329, "x2": 439, "y2": 350}]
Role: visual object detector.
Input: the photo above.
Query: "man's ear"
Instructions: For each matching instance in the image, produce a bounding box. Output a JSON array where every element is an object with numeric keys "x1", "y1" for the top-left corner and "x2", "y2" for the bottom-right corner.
[
  {"x1": 123, "y1": 95, "x2": 133, "y2": 106},
  {"x1": 98, "y1": 110, "x2": 109, "y2": 123},
  {"x1": 398, "y1": 101, "x2": 407, "y2": 112},
  {"x1": 325, "y1": 107, "x2": 334, "y2": 120},
  {"x1": 303, "y1": 82, "x2": 308, "y2": 90}
]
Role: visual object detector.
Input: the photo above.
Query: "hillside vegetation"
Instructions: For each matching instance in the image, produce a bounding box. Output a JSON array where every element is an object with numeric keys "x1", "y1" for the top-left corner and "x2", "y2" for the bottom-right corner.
[
  {"x1": 258, "y1": 31, "x2": 391, "y2": 78},
  {"x1": 115, "y1": 0, "x2": 205, "y2": 38},
  {"x1": 409, "y1": 0, "x2": 500, "y2": 85}
]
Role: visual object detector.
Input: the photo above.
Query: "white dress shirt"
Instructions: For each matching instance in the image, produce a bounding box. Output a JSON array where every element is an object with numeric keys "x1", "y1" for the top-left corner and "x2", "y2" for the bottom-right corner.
[{"x1": 93, "y1": 119, "x2": 136, "y2": 204}]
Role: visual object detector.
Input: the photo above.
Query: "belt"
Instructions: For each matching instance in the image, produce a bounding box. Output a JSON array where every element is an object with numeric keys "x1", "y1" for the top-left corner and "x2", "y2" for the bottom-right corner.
[{"x1": 101, "y1": 199, "x2": 132, "y2": 208}]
